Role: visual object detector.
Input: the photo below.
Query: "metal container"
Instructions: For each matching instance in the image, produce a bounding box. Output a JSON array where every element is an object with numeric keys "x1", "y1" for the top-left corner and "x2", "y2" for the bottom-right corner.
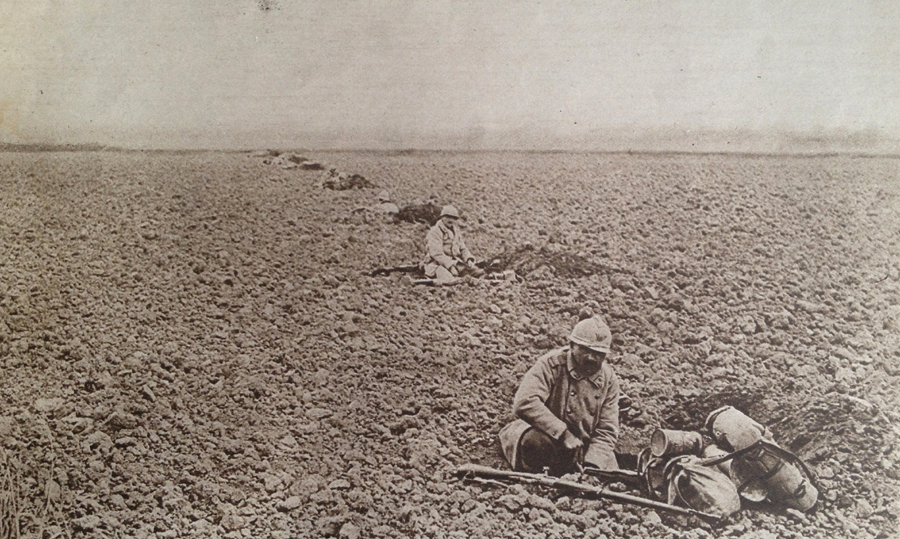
[
  {"x1": 701, "y1": 444, "x2": 769, "y2": 502},
  {"x1": 650, "y1": 429, "x2": 703, "y2": 458},
  {"x1": 737, "y1": 444, "x2": 819, "y2": 512},
  {"x1": 637, "y1": 448, "x2": 668, "y2": 499},
  {"x1": 705, "y1": 406, "x2": 773, "y2": 451}
]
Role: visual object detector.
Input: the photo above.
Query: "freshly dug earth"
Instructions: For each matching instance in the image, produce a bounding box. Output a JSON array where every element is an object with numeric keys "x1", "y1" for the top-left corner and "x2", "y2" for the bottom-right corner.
[
  {"x1": 395, "y1": 203, "x2": 442, "y2": 226},
  {"x1": 1, "y1": 150, "x2": 898, "y2": 539}
]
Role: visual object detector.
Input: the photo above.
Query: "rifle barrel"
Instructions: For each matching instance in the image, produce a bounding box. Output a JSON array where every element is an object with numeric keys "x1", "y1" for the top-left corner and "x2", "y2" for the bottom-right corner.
[
  {"x1": 368, "y1": 264, "x2": 420, "y2": 277},
  {"x1": 553, "y1": 478, "x2": 717, "y2": 520},
  {"x1": 456, "y1": 464, "x2": 720, "y2": 523}
]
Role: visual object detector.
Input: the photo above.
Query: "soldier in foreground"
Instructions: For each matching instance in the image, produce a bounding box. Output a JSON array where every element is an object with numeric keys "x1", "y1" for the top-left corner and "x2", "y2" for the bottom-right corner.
[
  {"x1": 422, "y1": 205, "x2": 483, "y2": 285},
  {"x1": 499, "y1": 315, "x2": 621, "y2": 474}
]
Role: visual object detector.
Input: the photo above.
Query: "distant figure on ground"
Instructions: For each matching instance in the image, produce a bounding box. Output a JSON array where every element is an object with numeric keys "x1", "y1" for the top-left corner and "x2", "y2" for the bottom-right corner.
[
  {"x1": 421, "y1": 205, "x2": 483, "y2": 285},
  {"x1": 372, "y1": 190, "x2": 400, "y2": 215},
  {"x1": 499, "y1": 315, "x2": 621, "y2": 474},
  {"x1": 321, "y1": 167, "x2": 374, "y2": 190},
  {"x1": 351, "y1": 190, "x2": 400, "y2": 224}
]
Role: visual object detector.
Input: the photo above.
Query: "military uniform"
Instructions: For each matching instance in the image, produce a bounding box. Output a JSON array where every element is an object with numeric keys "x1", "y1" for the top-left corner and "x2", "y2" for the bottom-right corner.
[
  {"x1": 373, "y1": 201, "x2": 399, "y2": 214},
  {"x1": 422, "y1": 220, "x2": 474, "y2": 278},
  {"x1": 499, "y1": 345, "x2": 620, "y2": 472}
]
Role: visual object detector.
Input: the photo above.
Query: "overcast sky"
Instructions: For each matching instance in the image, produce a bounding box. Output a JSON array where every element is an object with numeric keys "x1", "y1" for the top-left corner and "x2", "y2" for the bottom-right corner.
[{"x1": 2, "y1": 1, "x2": 899, "y2": 150}]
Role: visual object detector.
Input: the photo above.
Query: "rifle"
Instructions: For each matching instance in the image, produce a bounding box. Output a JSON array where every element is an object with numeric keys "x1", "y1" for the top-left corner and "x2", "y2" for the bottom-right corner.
[
  {"x1": 455, "y1": 464, "x2": 722, "y2": 523},
  {"x1": 580, "y1": 467, "x2": 643, "y2": 486},
  {"x1": 367, "y1": 264, "x2": 420, "y2": 277}
]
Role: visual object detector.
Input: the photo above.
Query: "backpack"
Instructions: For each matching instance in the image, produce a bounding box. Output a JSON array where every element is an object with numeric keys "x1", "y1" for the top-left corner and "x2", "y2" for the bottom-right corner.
[{"x1": 662, "y1": 456, "x2": 742, "y2": 519}]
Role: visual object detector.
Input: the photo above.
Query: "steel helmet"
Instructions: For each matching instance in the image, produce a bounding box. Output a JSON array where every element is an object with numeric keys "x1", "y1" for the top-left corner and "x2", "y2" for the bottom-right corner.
[
  {"x1": 569, "y1": 316, "x2": 612, "y2": 354},
  {"x1": 440, "y1": 205, "x2": 460, "y2": 218},
  {"x1": 377, "y1": 190, "x2": 391, "y2": 202}
]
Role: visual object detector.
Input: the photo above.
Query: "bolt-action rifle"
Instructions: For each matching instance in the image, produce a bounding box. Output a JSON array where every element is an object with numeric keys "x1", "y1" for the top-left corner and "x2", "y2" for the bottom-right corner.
[
  {"x1": 580, "y1": 467, "x2": 643, "y2": 486},
  {"x1": 455, "y1": 464, "x2": 722, "y2": 523},
  {"x1": 367, "y1": 264, "x2": 420, "y2": 277}
]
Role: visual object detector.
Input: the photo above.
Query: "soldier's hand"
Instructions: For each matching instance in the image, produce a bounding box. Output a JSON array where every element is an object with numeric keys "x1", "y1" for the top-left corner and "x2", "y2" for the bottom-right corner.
[
  {"x1": 561, "y1": 430, "x2": 584, "y2": 452},
  {"x1": 466, "y1": 259, "x2": 485, "y2": 277}
]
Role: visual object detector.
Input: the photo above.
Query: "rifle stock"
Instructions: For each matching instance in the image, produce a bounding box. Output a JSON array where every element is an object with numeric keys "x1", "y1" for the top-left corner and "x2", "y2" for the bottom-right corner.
[{"x1": 456, "y1": 464, "x2": 721, "y2": 523}]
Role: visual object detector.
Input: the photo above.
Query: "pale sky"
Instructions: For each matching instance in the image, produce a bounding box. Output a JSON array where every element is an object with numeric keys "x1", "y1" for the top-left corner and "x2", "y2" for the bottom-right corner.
[{"x1": 2, "y1": 1, "x2": 899, "y2": 150}]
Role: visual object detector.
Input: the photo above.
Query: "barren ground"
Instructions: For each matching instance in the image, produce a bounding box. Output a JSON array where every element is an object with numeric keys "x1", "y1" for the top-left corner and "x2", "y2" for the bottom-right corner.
[{"x1": 1, "y1": 151, "x2": 899, "y2": 539}]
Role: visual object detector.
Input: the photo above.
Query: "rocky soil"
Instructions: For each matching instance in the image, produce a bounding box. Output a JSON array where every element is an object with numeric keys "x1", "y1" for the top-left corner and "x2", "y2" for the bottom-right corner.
[{"x1": 1, "y1": 150, "x2": 898, "y2": 539}]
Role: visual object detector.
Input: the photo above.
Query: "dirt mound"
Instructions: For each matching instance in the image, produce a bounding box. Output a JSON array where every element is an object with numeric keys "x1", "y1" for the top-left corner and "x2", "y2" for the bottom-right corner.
[
  {"x1": 302, "y1": 160, "x2": 325, "y2": 170},
  {"x1": 323, "y1": 173, "x2": 373, "y2": 190},
  {"x1": 485, "y1": 244, "x2": 607, "y2": 278},
  {"x1": 774, "y1": 393, "x2": 896, "y2": 464},
  {"x1": 661, "y1": 385, "x2": 771, "y2": 432},
  {"x1": 395, "y1": 202, "x2": 441, "y2": 225},
  {"x1": 253, "y1": 151, "x2": 309, "y2": 168}
]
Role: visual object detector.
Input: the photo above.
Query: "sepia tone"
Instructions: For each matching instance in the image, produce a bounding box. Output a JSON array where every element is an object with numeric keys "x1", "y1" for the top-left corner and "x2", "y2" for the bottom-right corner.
[
  {"x1": 2, "y1": 2, "x2": 899, "y2": 539},
  {"x1": 1, "y1": 150, "x2": 898, "y2": 537}
]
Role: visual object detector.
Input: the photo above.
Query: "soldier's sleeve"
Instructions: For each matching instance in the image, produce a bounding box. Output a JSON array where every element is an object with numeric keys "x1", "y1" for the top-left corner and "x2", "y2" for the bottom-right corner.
[
  {"x1": 513, "y1": 354, "x2": 568, "y2": 440},
  {"x1": 584, "y1": 368, "x2": 620, "y2": 470},
  {"x1": 458, "y1": 233, "x2": 474, "y2": 263},
  {"x1": 425, "y1": 227, "x2": 455, "y2": 269}
]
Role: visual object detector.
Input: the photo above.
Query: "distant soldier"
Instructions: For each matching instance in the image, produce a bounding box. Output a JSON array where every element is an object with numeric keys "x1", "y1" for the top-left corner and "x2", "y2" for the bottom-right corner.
[
  {"x1": 372, "y1": 190, "x2": 399, "y2": 215},
  {"x1": 422, "y1": 205, "x2": 483, "y2": 284},
  {"x1": 499, "y1": 315, "x2": 621, "y2": 474},
  {"x1": 320, "y1": 167, "x2": 340, "y2": 189},
  {"x1": 351, "y1": 190, "x2": 400, "y2": 223}
]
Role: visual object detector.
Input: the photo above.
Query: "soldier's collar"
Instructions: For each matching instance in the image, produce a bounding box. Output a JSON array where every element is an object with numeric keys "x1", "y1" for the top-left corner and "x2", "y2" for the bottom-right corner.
[{"x1": 566, "y1": 349, "x2": 604, "y2": 386}]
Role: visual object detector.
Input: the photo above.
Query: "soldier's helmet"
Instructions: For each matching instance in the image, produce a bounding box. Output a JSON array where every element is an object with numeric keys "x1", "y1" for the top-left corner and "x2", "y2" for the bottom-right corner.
[
  {"x1": 569, "y1": 316, "x2": 612, "y2": 354},
  {"x1": 440, "y1": 205, "x2": 460, "y2": 219},
  {"x1": 377, "y1": 190, "x2": 391, "y2": 202}
]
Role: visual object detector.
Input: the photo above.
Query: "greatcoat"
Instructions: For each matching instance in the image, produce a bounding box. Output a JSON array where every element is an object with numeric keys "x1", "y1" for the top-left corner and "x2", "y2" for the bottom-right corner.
[
  {"x1": 422, "y1": 220, "x2": 473, "y2": 277},
  {"x1": 499, "y1": 346, "x2": 620, "y2": 470}
]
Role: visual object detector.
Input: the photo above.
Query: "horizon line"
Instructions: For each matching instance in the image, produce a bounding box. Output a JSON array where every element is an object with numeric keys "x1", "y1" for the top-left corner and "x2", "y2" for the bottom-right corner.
[{"x1": 2, "y1": 143, "x2": 900, "y2": 160}]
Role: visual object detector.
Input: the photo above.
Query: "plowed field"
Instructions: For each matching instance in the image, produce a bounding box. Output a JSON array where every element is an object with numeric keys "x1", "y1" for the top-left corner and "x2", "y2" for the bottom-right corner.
[{"x1": 1, "y1": 151, "x2": 898, "y2": 539}]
